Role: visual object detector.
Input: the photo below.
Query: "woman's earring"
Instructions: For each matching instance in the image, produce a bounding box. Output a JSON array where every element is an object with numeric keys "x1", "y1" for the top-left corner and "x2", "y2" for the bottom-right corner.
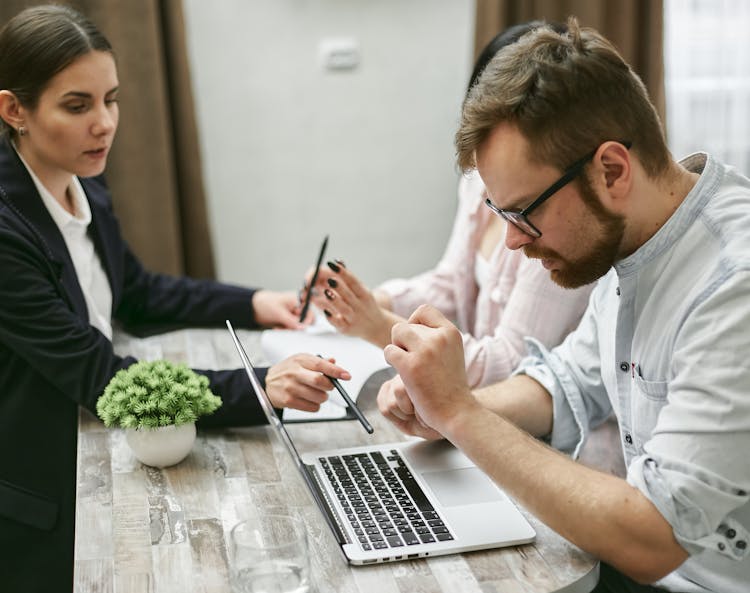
[{"x1": 18, "y1": 126, "x2": 26, "y2": 136}]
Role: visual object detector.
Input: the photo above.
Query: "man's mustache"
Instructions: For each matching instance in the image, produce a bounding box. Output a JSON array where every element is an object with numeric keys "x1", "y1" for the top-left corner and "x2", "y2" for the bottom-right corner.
[{"x1": 523, "y1": 245, "x2": 559, "y2": 260}]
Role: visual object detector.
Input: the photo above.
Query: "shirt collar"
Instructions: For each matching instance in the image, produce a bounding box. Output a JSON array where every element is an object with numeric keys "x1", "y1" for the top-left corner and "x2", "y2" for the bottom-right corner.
[
  {"x1": 614, "y1": 152, "x2": 714, "y2": 278},
  {"x1": 11, "y1": 142, "x2": 92, "y2": 229}
]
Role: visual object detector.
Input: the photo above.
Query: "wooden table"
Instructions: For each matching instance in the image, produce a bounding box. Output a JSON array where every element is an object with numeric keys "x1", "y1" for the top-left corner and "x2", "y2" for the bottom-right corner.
[{"x1": 74, "y1": 328, "x2": 599, "y2": 592}]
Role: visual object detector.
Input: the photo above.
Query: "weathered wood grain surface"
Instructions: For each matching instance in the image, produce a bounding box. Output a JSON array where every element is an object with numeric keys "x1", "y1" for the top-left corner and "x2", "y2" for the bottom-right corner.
[{"x1": 74, "y1": 328, "x2": 599, "y2": 593}]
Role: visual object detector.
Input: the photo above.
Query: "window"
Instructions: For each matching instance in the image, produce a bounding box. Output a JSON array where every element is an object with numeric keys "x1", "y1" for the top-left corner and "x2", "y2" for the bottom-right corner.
[{"x1": 664, "y1": 0, "x2": 750, "y2": 174}]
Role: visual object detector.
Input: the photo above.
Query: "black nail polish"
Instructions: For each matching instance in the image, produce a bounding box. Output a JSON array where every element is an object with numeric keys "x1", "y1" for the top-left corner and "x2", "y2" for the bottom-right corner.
[
  {"x1": 335, "y1": 259, "x2": 346, "y2": 268},
  {"x1": 324, "y1": 288, "x2": 334, "y2": 300},
  {"x1": 327, "y1": 261, "x2": 340, "y2": 273},
  {"x1": 327, "y1": 278, "x2": 338, "y2": 288},
  {"x1": 323, "y1": 309, "x2": 332, "y2": 317}
]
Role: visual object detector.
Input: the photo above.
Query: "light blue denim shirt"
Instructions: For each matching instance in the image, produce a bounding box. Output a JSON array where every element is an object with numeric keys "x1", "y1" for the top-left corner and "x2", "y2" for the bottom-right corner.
[{"x1": 517, "y1": 153, "x2": 750, "y2": 592}]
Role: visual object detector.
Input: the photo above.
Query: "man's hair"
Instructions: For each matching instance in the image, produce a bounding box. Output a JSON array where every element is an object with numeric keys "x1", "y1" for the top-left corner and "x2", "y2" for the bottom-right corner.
[
  {"x1": 467, "y1": 20, "x2": 567, "y2": 95},
  {"x1": 455, "y1": 17, "x2": 670, "y2": 178},
  {"x1": 0, "y1": 4, "x2": 113, "y2": 137}
]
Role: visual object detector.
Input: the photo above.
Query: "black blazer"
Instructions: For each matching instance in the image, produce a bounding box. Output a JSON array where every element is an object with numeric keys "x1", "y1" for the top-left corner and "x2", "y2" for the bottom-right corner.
[{"x1": 0, "y1": 138, "x2": 269, "y2": 592}]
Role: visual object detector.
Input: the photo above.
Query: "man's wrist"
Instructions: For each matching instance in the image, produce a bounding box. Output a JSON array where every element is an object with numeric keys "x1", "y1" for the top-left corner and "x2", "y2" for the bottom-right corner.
[{"x1": 441, "y1": 392, "x2": 484, "y2": 443}]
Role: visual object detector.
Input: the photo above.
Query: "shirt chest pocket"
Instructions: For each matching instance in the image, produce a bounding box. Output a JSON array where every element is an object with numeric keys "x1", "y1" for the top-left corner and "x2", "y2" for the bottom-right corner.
[{"x1": 631, "y1": 375, "x2": 669, "y2": 448}]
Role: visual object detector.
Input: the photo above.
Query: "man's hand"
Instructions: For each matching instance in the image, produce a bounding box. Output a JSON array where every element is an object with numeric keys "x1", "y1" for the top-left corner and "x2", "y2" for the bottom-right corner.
[
  {"x1": 376, "y1": 375, "x2": 443, "y2": 440},
  {"x1": 383, "y1": 304, "x2": 479, "y2": 437},
  {"x1": 265, "y1": 354, "x2": 351, "y2": 412}
]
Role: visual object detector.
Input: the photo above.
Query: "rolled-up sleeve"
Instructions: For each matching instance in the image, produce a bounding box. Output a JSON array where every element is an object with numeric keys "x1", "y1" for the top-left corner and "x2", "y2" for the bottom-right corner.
[
  {"x1": 519, "y1": 341, "x2": 591, "y2": 457},
  {"x1": 628, "y1": 457, "x2": 749, "y2": 560},
  {"x1": 514, "y1": 280, "x2": 614, "y2": 458}
]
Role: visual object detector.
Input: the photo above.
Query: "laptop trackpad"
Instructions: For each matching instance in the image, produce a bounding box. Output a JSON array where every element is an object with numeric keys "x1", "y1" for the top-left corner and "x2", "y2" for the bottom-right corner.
[{"x1": 422, "y1": 468, "x2": 506, "y2": 507}]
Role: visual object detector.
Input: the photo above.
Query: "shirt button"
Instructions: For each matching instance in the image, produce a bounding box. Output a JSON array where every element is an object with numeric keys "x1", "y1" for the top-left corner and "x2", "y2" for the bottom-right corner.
[
  {"x1": 616, "y1": 287, "x2": 621, "y2": 296},
  {"x1": 619, "y1": 362, "x2": 629, "y2": 372},
  {"x1": 718, "y1": 542, "x2": 726, "y2": 551},
  {"x1": 727, "y1": 528, "x2": 736, "y2": 539},
  {"x1": 737, "y1": 540, "x2": 747, "y2": 550},
  {"x1": 624, "y1": 433, "x2": 633, "y2": 445}
]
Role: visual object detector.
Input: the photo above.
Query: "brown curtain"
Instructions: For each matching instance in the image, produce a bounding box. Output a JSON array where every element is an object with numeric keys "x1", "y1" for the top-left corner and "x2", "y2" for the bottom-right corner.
[
  {"x1": 0, "y1": 0, "x2": 215, "y2": 277},
  {"x1": 474, "y1": 0, "x2": 665, "y2": 123}
]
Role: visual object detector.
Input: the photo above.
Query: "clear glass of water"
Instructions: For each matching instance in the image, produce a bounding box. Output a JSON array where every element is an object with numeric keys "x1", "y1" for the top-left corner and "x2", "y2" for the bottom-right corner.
[{"x1": 230, "y1": 514, "x2": 310, "y2": 593}]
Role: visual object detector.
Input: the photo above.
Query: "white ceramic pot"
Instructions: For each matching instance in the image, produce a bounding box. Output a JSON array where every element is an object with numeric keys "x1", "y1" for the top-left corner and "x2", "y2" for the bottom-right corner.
[{"x1": 125, "y1": 422, "x2": 196, "y2": 468}]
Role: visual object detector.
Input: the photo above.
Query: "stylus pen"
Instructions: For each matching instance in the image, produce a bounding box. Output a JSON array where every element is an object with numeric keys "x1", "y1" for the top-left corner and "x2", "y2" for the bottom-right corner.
[
  {"x1": 317, "y1": 355, "x2": 374, "y2": 434},
  {"x1": 299, "y1": 235, "x2": 329, "y2": 322}
]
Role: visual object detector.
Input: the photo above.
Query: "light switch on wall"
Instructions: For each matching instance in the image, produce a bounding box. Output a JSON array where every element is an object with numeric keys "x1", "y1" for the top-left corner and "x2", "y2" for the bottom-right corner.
[{"x1": 318, "y1": 37, "x2": 360, "y2": 71}]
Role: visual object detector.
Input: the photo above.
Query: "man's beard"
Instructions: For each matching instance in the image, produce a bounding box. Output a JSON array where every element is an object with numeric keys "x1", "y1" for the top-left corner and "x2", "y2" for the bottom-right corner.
[{"x1": 524, "y1": 177, "x2": 625, "y2": 289}]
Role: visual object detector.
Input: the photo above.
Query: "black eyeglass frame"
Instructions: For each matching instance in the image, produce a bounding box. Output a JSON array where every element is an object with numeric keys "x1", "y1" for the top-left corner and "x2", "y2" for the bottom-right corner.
[{"x1": 484, "y1": 140, "x2": 632, "y2": 238}]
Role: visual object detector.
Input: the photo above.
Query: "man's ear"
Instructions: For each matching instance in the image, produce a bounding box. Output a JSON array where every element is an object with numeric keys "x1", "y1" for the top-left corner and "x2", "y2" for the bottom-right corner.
[
  {"x1": 0, "y1": 90, "x2": 25, "y2": 131},
  {"x1": 598, "y1": 141, "x2": 632, "y2": 198}
]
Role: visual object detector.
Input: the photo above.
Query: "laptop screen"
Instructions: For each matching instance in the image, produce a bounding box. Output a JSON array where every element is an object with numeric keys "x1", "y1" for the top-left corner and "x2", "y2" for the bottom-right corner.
[
  {"x1": 225, "y1": 320, "x2": 349, "y2": 546},
  {"x1": 225, "y1": 320, "x2": 306, "y2": 470}
]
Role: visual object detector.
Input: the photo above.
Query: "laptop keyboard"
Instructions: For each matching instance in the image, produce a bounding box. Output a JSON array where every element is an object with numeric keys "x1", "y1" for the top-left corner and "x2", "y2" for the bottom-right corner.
[{"x1": 319, "y1": 450, "x2": 455, "y2": 551}]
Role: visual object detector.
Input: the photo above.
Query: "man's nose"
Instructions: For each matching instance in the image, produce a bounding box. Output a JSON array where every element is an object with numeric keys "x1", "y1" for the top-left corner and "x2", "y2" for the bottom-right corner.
[{"x1": 504, "y1": 223, "x2": 535, "y2": 250}]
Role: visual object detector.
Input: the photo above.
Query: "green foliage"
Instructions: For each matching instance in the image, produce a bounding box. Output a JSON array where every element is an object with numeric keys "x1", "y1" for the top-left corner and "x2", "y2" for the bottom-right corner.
[{"x1": 96, "y1": 360, "x2": 222, "y2": 429}]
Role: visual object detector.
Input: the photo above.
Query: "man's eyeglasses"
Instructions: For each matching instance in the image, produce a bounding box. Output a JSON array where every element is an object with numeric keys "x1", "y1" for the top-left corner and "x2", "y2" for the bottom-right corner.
[{"x1": 485, "y1": 140, "x2": 632, "y2": 238}]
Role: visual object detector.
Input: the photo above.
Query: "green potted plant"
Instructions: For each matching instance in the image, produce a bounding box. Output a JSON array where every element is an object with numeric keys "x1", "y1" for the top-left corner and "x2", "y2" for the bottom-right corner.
[{"x1": 96, "y1": 360, "x2": 222, "y2": 468}]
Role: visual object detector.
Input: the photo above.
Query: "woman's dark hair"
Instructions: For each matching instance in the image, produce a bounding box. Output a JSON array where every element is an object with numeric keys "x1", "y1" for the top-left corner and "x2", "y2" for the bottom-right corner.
[
  {"x1": 467, "y1": 20, "x2": 567, "y2": 93},
  {"x1": 0, "y1": 4, "x2": 113, "y2": 137}
]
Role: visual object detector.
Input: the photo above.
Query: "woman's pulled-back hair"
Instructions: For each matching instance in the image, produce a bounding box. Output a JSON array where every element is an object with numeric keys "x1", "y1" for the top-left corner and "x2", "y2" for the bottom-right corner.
[
  {"x1": 455, "y1": 17, "x2": 670, "y2": 179},
  {"x1": 0, "y1": 4, "x2": 113, "y2": 137}
]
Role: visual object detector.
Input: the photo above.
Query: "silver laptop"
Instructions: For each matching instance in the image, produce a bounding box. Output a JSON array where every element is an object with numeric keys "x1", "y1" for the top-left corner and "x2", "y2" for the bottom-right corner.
[{"x1": 226, "y1": 321, "x2": 535, "y2": 565}]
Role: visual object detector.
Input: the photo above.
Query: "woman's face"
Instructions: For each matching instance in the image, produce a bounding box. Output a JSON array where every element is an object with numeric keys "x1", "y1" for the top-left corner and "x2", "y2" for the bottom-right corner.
[{"x1": 18, "y1": 50, "x2": 119, "y2": 185}]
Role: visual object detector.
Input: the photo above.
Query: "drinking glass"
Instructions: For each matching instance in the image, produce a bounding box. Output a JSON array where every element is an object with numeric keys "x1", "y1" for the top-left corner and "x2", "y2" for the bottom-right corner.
[{"x1": 230, "y1": 514, "x2": 310, "y2": 593}]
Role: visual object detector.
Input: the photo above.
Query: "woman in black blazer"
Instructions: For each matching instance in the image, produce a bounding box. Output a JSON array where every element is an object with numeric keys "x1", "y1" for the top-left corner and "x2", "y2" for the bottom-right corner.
[{"x1": 0, "y1": 6, "x2": 350, "y2": 592}]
